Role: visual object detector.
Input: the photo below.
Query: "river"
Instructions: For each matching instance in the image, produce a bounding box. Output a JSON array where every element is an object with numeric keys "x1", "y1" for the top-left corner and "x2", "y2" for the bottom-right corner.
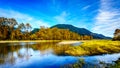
[{"x1": 0, "y1": 42, "x2": 119, "y2": 68}]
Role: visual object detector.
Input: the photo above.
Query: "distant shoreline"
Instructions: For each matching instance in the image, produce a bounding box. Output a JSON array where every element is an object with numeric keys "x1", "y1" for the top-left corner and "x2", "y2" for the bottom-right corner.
[
  {"x1": 0, "y1": 40, "x2": 82, "y2": 43},
  {"x1": 0, "y1": 40, "x2": 61, "y2": 43}
]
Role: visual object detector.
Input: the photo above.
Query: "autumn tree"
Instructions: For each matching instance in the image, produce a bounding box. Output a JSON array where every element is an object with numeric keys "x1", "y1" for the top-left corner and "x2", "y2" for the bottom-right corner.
[{"x1": 0, "y1": 17, "x2": 17, "y2": 40}]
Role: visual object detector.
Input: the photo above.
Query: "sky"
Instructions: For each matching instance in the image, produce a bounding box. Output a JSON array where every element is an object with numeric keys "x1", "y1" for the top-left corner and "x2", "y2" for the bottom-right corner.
[{"x1": 0, "y1": 0, "x2": 120, "y2": 37}]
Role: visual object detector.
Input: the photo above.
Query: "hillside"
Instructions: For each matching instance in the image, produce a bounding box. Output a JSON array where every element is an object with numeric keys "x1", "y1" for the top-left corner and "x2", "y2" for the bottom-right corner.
[{"x1": 51, "y1": 24, "x2": 111, "y2": 39}]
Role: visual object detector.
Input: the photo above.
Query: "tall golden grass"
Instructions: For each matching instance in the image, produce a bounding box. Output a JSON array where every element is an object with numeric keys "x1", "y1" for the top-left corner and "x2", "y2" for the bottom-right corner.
[{"x1": 65, "y1": 40, "x2": 120, "y2": 56}]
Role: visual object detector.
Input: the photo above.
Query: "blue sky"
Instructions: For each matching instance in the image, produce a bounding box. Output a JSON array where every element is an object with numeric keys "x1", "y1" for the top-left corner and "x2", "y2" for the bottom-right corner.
[{"x1": 0, "y1": 0, "x2": 120, "y2": 37}]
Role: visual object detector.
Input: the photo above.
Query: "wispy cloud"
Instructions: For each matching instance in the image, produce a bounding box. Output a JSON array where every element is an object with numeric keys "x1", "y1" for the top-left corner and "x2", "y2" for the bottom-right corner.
[
  {"x1": 54, "y1": 11, "x2": 90, "y2": 29},
  {"x1": 0, "y1": 8, "x2": 50, "y2": 28},
  {"x1": 54, "y1": 11, "x2": 69, "y2": 24},
  {"x1": 0, "y1": 8, "x2": 33, "y2": 21},
  {"x1": 92, "y1": 0, "x2": 120, "y2": 37},
  {"x1": 82, "y1": 5, "x2": 91, "y2": 10}
]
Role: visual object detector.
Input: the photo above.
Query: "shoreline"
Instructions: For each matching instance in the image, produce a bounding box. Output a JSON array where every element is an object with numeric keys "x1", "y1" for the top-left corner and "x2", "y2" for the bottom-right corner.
[{"x1": 0, "y1": 40, "x2": 61, "y2": 43}]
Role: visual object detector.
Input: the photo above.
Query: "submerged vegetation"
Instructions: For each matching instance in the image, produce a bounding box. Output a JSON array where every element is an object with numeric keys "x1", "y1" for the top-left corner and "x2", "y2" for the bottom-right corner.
[
  {"x1": 110, "y1": 58, "x2": 120, "y2": 68},
  {"x1": 63, "y1": 58, "x2": 120, "y2": 68},
  {"x1": 62, "y1": 58, "x2": 85, "y2": 68}
]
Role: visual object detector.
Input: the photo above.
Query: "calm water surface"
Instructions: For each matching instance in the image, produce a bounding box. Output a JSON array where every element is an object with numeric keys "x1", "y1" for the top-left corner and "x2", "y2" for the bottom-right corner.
[{"x1": 0, "y1": 42, "x2": 120, "y2": 68}]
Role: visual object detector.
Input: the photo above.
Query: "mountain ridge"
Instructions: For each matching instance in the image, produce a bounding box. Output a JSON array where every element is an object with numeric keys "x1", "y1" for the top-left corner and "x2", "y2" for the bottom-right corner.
[{"x1": 51, "y1": 24, "x2": 111, "y2": 39}]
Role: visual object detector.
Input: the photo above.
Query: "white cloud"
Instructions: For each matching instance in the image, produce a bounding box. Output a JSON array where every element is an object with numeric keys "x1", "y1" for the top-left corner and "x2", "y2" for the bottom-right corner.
[
  {"x1": 92, "y1": 0, "x2": 120, "y2": 37},
  {"x1": 54, "y1": 11, "x2": 68, "y2": 24},
  {"x1": 0, "y1": 8, "x2": 50, "y2": 28}
]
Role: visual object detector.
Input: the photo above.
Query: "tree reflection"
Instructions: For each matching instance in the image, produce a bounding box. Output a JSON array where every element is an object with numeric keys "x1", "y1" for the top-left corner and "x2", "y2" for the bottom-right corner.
[
  {"x1": 31, "y1": 42, "x2": 72, "y2": 55},
  {"x1": 0, "y1": 43, "x2": 21, "y2": 65}
]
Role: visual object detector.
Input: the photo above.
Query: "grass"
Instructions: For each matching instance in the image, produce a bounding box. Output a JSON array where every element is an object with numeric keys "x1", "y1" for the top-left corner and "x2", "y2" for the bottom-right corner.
[{"x1": 65, "y1": 40, "x2": 120, "y2": 56}]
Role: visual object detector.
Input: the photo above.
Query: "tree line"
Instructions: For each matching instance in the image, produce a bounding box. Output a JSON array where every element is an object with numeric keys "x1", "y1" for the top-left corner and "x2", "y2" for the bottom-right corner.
[
  {"x1": 0, "y1": 17, "x2": 92, "y2": 40},
  {"x1": 31, "y1": 26, "x2": 93, "y2": 40}
]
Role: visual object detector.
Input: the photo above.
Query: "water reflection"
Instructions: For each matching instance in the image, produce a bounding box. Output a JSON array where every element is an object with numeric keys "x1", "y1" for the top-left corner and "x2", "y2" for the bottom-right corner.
[
  {"x1": 0, "y1": 42, "x2": 78, "y2": 68},
  {"x1": 0, "y1": 42, "x2": 120, "y2": 68},
  {"x1": 0, "y1": 43, "x2": 21, "y2": 65}
]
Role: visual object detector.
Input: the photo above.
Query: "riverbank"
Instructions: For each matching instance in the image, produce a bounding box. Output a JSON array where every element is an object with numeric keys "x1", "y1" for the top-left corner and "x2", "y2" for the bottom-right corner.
[{"x1": 65, "y1": 40, "x2": 120, "y2": 56}]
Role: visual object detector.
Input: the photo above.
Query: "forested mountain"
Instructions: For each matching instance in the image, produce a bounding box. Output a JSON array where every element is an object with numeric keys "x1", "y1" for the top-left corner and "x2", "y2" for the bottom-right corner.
[{"x1": 51, "y1": 24, "x2": 111, "y2": 39}]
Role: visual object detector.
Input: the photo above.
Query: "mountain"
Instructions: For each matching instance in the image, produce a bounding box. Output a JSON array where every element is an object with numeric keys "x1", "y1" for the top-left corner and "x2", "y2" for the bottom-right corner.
[
  {"x1": 31, "y1": 28, "x2": 40, "y2": 34},
  {"x1": 51, "y1": 24, "x2": 111, "y2": 39}
]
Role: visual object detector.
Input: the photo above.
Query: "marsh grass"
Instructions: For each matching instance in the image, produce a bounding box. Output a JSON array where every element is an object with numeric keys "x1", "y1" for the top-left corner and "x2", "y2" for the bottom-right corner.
[{"x1": 65, "y1": 40, "x2": 120, "y2": 56}]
